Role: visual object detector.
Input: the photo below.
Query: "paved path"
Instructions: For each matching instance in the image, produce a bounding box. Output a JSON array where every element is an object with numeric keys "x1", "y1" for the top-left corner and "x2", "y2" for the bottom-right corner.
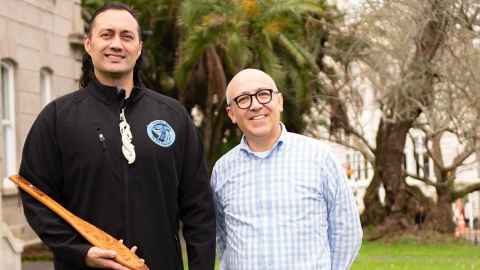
[
  {"x1": 22, "y1": 261, "x2": 54, "y2": 270},
  {"x1": 462, "y1": 229, "x2": 480, "y2": 245}
]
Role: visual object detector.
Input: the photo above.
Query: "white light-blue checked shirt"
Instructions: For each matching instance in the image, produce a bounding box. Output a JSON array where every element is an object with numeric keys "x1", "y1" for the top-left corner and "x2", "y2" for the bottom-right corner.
[{"x1": 211, "y1": 125, "x2": 362, "y2": 270}]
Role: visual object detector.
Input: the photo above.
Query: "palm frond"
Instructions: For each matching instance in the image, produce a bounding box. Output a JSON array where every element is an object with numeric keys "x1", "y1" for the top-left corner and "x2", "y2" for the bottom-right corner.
[
  {"x1": 259, "y1": 0, "x2": 324, "y2": 21},
  {"x1": 255, "y1": 42, "x2": 286, "y2": 88},
  {"x1": 179, "y1": 0, "x2": 235, "y2": 30},
  {"x1": 175, "y1": 25, "x2": 226, "y2": 89},
  {"x1": 222, "y1": 31, "x2": 253, "y2": 75},
  {"x1": 277, "y1": 33, "x2": 320, "y2": 73}
]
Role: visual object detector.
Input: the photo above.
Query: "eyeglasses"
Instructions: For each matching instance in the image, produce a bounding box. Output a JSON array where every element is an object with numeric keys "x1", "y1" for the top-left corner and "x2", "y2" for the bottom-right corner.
[{"x1": 230, "y1": 88, "x2": 279, "y2": 109}]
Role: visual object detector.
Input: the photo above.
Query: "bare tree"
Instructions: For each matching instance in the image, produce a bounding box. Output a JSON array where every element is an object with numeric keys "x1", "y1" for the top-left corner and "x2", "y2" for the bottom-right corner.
[{"x1": 305, "y1": 0, "x2": 480, "y2": 236}]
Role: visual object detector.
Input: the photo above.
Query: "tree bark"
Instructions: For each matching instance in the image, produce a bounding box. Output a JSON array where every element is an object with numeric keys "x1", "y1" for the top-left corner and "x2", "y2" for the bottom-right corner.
[
  {"x1": 203, "y1": 47, "x2": 227, "y2": 169},
  {"x1": 363, "y1": 118, "x2": 432, "y2": 236},
  {"x1": 361, "y1": 172, "x2": 385, "y2": 226},
  {"x1": 424, "y1": 186, "x2": 455, "y2": 233},
  {"x1": 362, "y1": 0, "x2": 450, "y2": 237}
]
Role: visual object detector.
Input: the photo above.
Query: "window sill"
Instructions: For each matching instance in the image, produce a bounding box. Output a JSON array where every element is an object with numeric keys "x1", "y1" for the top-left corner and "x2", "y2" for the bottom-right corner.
[{"x1": 2, "y1": 179, "x2": 18, "y2": 196}]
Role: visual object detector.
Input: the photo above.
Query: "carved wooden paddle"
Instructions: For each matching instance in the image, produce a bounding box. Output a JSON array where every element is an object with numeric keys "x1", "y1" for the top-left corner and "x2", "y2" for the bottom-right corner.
[{"x1": 9, "y1": 175, "x2": 149, "y2": 270}]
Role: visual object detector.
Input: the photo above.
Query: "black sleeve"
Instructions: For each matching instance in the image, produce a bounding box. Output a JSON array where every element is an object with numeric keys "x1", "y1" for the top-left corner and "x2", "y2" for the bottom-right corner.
[
  {"x1": 19, "y1": 102, "x2": 91, "y2": 267},
  {"x1": 178, "y1": 109, "x2": 216, "y2": 270}
]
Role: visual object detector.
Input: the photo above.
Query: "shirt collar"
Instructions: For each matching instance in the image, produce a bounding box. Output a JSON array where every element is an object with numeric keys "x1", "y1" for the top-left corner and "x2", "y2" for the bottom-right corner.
[
  {"x1": 239, "y1": 122, "x2": 288, "y2": 158},
  {"x1": 87, "y1": 77, "x2": 145, "y2": 105}
]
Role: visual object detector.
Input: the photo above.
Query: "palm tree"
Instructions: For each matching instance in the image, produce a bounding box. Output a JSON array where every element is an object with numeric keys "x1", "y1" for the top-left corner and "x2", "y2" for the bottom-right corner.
[
  {"x1": 83, "y1": 0, "x2": 338, "y2": 168},
  {"x1": 176, "y1": 0, "x2": 330, "y2": 167}
]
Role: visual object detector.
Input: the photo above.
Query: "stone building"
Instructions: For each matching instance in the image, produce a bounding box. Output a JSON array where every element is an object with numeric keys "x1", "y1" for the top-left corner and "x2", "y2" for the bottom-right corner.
[{"x1": 0, "y1": 0, "x2": 83, "y2": 269}]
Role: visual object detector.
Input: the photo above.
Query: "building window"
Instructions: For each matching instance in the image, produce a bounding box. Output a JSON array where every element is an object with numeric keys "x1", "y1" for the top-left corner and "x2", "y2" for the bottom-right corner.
[
  {"x1": 40, "y1": 68, "x2": 53, "y2": 106},
  {"x1": 364, "y1": 157, "x2": 369, "y2": 179},
  {"x1": 1, "y1": 60, "x2": 17, "y2": 193},
  {"x1": 477, "y1": 150, "x2": 480, "y2": 178},
  {"x1": 356, "y1": 153, "x2": 362, "y2": 180},
  {"x1": 346, "y1": 154, "x2": 352, "y2": 179},
  {"x1": 415, "y1": 152, "x2": 421, "y2": 176},
  {"x1": 423, "y1": 153, "x2": 430, "y2": 178}
]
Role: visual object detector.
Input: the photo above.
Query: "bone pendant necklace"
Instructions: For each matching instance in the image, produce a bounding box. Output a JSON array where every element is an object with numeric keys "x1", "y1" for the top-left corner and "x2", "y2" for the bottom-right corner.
[{"x1": 119, "y1": 108, "x2": 136, "y2": 164}]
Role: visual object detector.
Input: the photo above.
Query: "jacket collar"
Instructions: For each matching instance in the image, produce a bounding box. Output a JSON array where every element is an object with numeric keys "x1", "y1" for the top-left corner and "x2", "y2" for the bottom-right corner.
[{"x1": 87, "y1": 78, "x2": 145, "y2": 105}]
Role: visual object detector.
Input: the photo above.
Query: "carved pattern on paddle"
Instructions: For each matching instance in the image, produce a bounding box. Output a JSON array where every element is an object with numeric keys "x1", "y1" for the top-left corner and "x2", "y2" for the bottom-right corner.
[{"x1": 9, "y1": 175, "x2": 149, "y2": 270}]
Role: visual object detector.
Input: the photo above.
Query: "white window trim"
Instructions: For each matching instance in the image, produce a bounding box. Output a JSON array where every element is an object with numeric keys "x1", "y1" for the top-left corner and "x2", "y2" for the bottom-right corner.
[
  {"x1": 40, "y1": 68, "x2": 52, "y2": 106},
  {"x1": 1, "y1": 61, "x2": 17, "y2": 195}
]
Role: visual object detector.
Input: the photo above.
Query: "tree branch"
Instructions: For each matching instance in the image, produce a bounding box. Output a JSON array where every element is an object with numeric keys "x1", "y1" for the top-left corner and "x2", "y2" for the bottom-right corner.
[
  {"x1": 314, "y1": 133, "x2": 376, "y2": 165},
  {"x1": 453, "y1": 181, "x2": 480, "y2": 199},
  {"x1": 406, "y1": 172, "x2": 444, "y2": 188}
]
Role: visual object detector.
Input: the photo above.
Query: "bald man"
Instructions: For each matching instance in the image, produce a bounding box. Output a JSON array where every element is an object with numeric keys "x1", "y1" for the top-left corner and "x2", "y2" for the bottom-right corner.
[{"x1": 211, "y1": 69, "x2": 363, "y2": 270}]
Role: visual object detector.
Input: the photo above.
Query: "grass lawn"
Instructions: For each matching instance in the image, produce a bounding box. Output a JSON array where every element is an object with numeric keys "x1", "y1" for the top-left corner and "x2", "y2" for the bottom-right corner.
[
  {"x1": 25, "y1": 234, "x2": 480, "y2": 270},
  {"x1": 186, "y1": 238, "x2": 480, "y2": 270},
  {"x1": 351, "y1": 240, "x2": 480, "y2": 270}
]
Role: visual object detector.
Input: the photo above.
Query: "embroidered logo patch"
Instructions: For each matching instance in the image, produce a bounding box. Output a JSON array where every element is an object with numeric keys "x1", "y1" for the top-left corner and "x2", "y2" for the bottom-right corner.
[{"x1": 147, "y1": 120, "x2": 176, "y2": 147}]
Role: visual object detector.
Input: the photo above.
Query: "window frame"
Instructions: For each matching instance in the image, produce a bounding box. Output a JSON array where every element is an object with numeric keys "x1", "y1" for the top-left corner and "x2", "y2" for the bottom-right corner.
[
  {"x1": 1, "y1": 60, "x2": 17, "y2": 194},
  {"x1": 40, "y1": 68, "x2": 53, "y2": 107}
]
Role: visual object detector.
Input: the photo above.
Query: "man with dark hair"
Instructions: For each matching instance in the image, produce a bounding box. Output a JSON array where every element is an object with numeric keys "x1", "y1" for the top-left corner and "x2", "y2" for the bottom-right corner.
[{"x1": 19, "y1": 3, "x2": 215, "y2": 270}]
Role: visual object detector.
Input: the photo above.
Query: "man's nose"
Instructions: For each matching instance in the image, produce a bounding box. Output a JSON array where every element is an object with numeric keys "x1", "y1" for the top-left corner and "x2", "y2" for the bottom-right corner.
[
  {"x1": 249, "y1": 96, "x2": 262, "y2": 111},
  {"x1": 109, "y1": 35, "x2": 123, "y2": 50}
]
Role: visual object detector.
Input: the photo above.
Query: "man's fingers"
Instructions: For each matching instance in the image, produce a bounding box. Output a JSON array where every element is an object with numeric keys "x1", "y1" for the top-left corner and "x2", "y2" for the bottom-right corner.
[
  {"x1": 95, "y1": 248, "x2": 117, "y2": 259},
  {"x1": 87, "y1": 246, "x2": 117, "y2": 259},
  {"x1": 130, "y1": 245, "x2": 138, "y2": 254},
  {"x1": 86, "y1": 246, "x2": 119, "y2": 268},
  {"x1": 92, "y1": 257, "x2": 130, "y2": 270}
]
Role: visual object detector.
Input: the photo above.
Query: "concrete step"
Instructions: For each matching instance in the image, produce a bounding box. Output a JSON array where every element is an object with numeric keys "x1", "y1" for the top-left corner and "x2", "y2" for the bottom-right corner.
[
  {"x1": 2, "y1": 193, "x2": 41, "y2": 246},
  {"x1": 2, "y1": 193, "x2": 28, "y2": 227}
]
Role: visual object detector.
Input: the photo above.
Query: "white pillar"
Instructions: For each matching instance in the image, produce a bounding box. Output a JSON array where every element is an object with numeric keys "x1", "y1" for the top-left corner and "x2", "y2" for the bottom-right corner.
[
  {"x1": 1, "y1": 178, "x2": 4, "y2": 269},
  {"x1": 467, "y1": 193, "x2": 474, "y2": 230}
]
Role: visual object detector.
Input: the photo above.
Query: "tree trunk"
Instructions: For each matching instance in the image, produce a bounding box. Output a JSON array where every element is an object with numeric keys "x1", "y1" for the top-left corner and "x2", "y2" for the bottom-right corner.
[
  {"x1": 424, "y1": 186, "x2": 455, "y2": 233},
  {"x1": 203, "y1": 47, "x2": 227, "y2": 169},
  {"x1": 361, "y1": 173, "x2": 385, "y2": 226},
  {"x1": 363, "y1": 0, "x2": 449, "y2": 237},
  {"x1": 364, "y1": 118, "x2": 433, "y2": 238},
  {"x1": 423, "y1": 133, "x2": 455, "y2": 232}
]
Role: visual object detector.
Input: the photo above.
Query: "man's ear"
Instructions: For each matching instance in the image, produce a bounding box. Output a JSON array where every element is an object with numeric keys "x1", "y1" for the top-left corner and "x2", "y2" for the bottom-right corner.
[
  {"x1": 84, "y1": 36, "x2": 92, "y2": 55},
  {"x1": 226, "y1": 106, "x2": 237, "y2": 124},
  {"x1": 138, "y1": 41, "x2": 143, "y2": 56},
  {"x1": 278, "y1": 93, "x2": 284, "y2": 113}
]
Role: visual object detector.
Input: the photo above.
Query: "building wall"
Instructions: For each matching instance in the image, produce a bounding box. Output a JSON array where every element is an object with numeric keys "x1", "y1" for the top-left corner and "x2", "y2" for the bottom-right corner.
[
  {"x1": 0, "y1": 0, "x2": 83, "y2": 262},
  {"x1": 0, "y1": 0, "x2": 82, "y2": 192}
]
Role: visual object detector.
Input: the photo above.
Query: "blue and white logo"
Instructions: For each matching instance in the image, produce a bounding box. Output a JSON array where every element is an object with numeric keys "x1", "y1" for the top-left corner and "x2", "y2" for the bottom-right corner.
[{"x1": 147, "y1": 120, "x2": 176, "y2": 147}]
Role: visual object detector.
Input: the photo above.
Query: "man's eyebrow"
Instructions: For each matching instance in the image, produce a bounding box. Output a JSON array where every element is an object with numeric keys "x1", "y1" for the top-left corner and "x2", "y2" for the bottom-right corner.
[
  {"x1": 98, "y1": 28, "x2": 114, "y2": 32},
  {"x1": 120, "y1": 29, "x2": 135, "y2": 34},
  {"x1": 236, "y1": 88, "x2": 271, "y2": 95},
  {"x1": 97, "y1": 28, "x2": 135, "y2": 34}
]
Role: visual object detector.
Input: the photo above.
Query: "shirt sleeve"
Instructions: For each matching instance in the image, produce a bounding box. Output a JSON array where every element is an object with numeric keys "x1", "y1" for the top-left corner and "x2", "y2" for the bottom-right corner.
[
  {"x1": 19, "y1": 102, "x2": 91, "y2": 268},
  {"x1": 178, "y1": 109, "x2": 216, "y2": 270},
  {"x1": 322, "y1": 151, "x2": 363, "y2": 270},
  {"x1": 211, "y1": 167, "x2": 226, "y2": 259}
]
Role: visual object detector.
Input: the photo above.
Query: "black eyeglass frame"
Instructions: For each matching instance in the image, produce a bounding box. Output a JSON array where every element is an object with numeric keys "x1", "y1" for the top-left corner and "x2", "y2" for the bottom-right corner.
[{"x1": 229, "y1": 88, "x2": 280, "y2": 110}]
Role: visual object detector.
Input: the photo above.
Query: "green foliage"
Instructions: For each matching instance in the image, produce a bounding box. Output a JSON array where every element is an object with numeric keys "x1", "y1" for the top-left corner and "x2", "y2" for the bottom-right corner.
[
  {"x1": 81, "y1": 0, "x2": 340, "y2": 165},
  {"x1": 352, "y1": 241, "x2": 480, "y2": 270},
  {"x1": 176, "y1": 0, "x2": 329, "y2": 130}
]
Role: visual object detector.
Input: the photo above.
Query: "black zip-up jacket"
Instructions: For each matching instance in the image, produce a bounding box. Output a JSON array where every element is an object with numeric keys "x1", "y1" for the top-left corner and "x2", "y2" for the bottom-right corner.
[{"x1": 19, "y1": 79, "x2": 216, "y2": 270}]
